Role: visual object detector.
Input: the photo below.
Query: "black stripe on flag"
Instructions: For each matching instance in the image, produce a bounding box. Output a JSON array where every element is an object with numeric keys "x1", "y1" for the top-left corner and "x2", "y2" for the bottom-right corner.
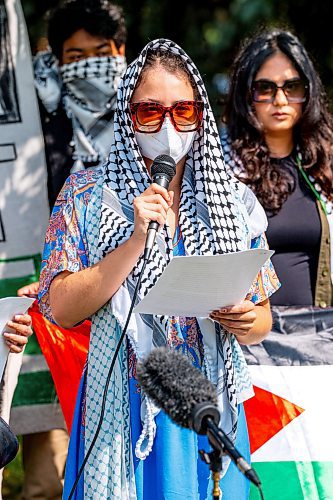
[{"x1": 242, "y1": 306, "x2": 333, "y2": 366}]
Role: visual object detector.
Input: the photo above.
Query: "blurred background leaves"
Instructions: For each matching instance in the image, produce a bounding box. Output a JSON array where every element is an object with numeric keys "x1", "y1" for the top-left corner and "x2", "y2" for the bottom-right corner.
[{"x1": 22, "y1": 0, "x2": 333, "y2": 117}]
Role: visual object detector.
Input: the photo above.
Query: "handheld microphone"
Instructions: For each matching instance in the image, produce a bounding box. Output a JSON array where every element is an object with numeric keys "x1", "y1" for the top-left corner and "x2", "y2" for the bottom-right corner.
[
  {"x1": 136, "y1": 347, "x2": 261, "y2": 488},
  {"x1": 144, "y1": 155, "x2": 176, "y2": 261}
]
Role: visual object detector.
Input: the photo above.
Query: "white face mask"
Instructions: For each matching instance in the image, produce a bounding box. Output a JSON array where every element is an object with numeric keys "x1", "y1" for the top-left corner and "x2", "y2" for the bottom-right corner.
[{"x1": 135, "y1": 118, "x2": 197, "y2": 164}]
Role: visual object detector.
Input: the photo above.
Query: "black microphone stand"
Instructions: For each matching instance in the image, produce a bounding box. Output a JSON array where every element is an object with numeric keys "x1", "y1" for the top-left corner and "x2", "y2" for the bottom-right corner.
[
  {"x1": 199, "y1": 416, "x2": 264, "y2": 500},
  {"x1": 199, "y1": 448, "x2": 223, "y2": 500}
]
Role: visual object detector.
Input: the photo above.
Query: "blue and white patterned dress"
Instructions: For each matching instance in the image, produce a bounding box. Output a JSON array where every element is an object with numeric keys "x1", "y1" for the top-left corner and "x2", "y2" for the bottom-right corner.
[{"x1": 39, "y1": 170, "x2": 280, "y2": 499}]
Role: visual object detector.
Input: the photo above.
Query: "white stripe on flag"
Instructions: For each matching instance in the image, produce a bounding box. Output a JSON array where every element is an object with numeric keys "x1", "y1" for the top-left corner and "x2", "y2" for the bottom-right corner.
[{"x1": 249, "y1": 365, "x2": 333, "y2": 462}]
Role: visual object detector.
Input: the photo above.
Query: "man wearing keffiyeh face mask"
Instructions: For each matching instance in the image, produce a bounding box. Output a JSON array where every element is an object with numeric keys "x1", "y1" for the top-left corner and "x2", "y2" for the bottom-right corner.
[{"x1": 34, "y1": 0, "x2": 127, "y2": 209}]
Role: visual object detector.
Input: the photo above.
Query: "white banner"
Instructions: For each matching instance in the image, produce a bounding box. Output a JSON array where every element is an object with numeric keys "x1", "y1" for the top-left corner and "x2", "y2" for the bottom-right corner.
[{"x1": 0, "y1": 0, "x2": 48, "y2": 277}]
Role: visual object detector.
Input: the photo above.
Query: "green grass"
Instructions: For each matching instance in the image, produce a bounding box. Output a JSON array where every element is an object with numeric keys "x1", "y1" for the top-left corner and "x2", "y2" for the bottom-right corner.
[{"x1": 2, "y1": 438, "x2": 23, "y2": 500}]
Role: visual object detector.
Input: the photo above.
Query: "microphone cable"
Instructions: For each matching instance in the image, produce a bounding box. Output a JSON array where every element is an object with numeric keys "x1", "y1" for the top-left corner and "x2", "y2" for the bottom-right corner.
[
  {"x1": 67, "y1": 258, "x2": 148, "y2": 499},
  {"x1": 68, "y1": 261, "x2": 266, "y2": 500},
  {"x1": 68, "y1": 154, "x2": 175, "y2": 498},
  {"x1": 258, "y1": 484, "x2": 265, "y2": 500}
]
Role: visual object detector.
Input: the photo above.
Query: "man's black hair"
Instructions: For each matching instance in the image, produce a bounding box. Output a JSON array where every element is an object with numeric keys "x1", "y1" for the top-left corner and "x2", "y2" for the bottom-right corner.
[{"x1": 47, "y1": 0, "x2": 126, "y2": 60}]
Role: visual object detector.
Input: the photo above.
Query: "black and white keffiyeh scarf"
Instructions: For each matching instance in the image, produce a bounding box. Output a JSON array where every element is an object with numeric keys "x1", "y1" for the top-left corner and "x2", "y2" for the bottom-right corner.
[
  {"x1": 220, "y1": 129, "x2": 250, "y2": 181},
  {"x1": 34, "y1": 51, "x2": 126, "y2": 166},
  {"x1": 83, "y1": 39, "x2": 266, "y2": 498}
]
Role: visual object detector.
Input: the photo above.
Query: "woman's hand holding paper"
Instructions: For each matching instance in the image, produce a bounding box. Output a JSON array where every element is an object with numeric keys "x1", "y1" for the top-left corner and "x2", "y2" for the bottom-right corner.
[{"x1": 210, "y1": 299, "x2": 272, "y2": 345}]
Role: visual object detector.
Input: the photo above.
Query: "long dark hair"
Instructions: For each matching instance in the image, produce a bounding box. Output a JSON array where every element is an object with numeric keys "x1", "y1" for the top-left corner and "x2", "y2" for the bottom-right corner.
[{"x1": 224, "y1": 28, "x2": 333, "y2": 212}]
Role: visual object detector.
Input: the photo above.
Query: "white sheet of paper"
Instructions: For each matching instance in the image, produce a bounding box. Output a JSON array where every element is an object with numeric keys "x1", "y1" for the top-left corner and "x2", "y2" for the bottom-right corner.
[
  {"x1": 0, "y1": 297, "x2": 35, "y2": 381},
  {"x1": 134, "y1": 248, "x2": 274, "y2": 317}
]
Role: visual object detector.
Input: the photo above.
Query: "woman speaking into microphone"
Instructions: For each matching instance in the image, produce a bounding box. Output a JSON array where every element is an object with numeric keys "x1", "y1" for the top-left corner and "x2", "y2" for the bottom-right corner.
[{"x1": 39, "y1": 39, "x2": 279, "y2": 499}]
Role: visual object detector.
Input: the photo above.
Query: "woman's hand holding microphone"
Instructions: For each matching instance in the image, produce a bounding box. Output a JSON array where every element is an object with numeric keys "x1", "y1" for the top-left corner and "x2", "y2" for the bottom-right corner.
[{"x1": 132, "y1": 184, "x2": 174, "y2": 248}]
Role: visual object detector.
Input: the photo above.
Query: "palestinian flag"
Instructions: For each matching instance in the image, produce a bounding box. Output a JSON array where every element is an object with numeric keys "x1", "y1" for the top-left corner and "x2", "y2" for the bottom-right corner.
[
  {"x1": 243, "y1": 306, "x2": 333, "y2": 500},
  {"x1": 32, "y1": 304, "x2": 333, "y2": 499}
]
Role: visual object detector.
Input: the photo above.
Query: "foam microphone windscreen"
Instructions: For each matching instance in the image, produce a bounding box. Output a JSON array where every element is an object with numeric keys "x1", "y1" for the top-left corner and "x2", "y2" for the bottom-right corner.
[{"x1": 136, "y1": 347, "x2": 218, "y2": 429}]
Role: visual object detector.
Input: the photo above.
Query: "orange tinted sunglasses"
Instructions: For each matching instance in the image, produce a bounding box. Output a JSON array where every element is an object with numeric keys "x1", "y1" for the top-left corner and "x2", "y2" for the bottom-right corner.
[{"x1": 130, "y1": 100, "x2": 204, "y2": 133}]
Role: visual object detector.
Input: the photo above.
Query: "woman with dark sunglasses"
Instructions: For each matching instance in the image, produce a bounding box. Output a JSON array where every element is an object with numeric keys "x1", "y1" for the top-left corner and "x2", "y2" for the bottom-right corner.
[
  {"x1": 221, "y1": 28, "x2": 333, "y2": 497},
  {"x1": 222, "y1": 28, "x2": 333, "y2": 307},
  {"x1": 39, "y1": 39, "x2": 279, "y2": 499}
]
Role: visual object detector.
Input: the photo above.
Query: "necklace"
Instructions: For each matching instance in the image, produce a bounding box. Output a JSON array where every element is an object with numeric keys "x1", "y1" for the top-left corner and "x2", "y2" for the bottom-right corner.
[{"x1": 295, "y1": 153, "x2": 332, "y2": 216}]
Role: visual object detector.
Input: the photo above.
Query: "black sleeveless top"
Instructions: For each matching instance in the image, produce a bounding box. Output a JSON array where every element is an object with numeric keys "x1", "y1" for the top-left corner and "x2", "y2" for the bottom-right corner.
[{"x1": 265, "y1": 155, "x2": 321, "y2": 306}]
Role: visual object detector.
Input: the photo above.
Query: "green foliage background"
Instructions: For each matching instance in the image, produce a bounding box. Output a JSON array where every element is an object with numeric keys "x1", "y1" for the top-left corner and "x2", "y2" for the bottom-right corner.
[{"x1": 22, "y1": 0, "x2": 333, "y2": 117}]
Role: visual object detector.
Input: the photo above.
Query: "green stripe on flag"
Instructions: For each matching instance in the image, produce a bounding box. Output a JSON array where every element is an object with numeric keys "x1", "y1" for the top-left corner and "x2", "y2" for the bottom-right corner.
[
  {"x1": 12, "y1": 371, "x2": 57, "y2": 407},
  {"x1": 250, "y1": 461, "x2": 333, "y2": 500}
]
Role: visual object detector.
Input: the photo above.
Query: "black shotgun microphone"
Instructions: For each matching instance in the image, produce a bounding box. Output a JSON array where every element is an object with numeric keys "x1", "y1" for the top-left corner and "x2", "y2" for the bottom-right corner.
[
  {"x1": 136, "y1": 347, "x2": 262, "y2": 488},
  {"x1": 144, "y1": 154, "x2": 176, "y2": 261}
]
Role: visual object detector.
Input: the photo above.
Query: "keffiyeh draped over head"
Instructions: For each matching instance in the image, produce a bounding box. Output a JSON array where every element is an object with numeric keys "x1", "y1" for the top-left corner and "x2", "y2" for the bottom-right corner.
[{"x1": 84, "y1": 39, "x2": 260, "y2": 498}]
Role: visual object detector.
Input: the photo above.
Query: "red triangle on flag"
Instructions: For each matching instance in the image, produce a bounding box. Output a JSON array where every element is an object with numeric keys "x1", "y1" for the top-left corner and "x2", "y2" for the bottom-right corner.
[{"x1": 244, "y1": 385, "x2": 304, "y2": 454}]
